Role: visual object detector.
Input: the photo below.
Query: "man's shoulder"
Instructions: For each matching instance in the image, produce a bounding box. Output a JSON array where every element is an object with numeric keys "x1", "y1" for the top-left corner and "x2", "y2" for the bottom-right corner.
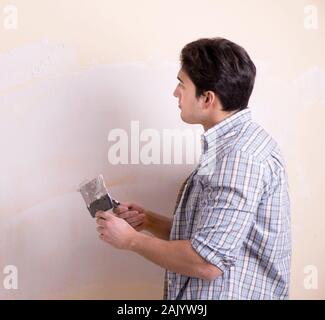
[
  {"x1": 199, "y1": 120, "x2": 287, "y2": 180},
  {"x1": 218, "y1": 121, "x2": 280, "y2": 164}
]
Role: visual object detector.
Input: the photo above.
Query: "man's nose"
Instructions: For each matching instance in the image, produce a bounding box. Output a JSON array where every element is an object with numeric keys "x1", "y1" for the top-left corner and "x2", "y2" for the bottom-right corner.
[{"x1": 173, "y1": 87, "x2": 179, "y2": 98}]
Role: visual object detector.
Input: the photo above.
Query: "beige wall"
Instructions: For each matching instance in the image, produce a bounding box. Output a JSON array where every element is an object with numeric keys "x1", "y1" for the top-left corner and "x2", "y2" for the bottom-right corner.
[{"x1": 0, "y1": 0, "x2": 324, "y2": 299}]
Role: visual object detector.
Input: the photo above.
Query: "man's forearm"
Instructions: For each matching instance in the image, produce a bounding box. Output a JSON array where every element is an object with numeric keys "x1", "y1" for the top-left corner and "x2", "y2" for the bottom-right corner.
[
  {"x1": 145, "y1": 210, "x2": 173, "y2": 240},
  {"x1": 129, "y1": 232, "x2": 222, "y2": 281}
]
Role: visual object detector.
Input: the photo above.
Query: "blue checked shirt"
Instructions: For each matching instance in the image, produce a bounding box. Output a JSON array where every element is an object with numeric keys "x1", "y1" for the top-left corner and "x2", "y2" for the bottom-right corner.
[{"x1": 165, "y1": 109, "x2": 291, "y2": 300}]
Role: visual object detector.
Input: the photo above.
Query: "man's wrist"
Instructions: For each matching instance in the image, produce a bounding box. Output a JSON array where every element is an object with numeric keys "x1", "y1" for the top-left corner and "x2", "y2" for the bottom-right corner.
[
  {"x1": 143, "y1": 210, "x2": 156, "y2": 233},
  {"x1": 129, "y1": 230, "x2": 146, "y2": 252}
]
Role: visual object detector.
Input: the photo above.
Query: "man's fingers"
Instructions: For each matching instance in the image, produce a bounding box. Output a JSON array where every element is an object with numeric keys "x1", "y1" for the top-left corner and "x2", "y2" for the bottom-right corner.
[
  {"x1": 96, "y1": 213, "x2": 115, "y2": 226},
  {"x1": 120, "y1": 202, "x2": 133, "y2": 208},
  {"x1": 95, "y1": 210, "x2": 114, "y2": 220},
  {"x1": 96, "y1": 226, "x2": 104, "y2": 234},
  {"x1": 134, "y1": 224, "x2": 144, "y2": 231},
  {"x1": 129, "y1": 213, "x2": 145, "y2": 224},
  {"x1": 130, "y1": 220, "x2": 144, "y2": 227},
  {"x1": 119, "y1": 210, "x2": 139, "y2": 219},
  {"x1": 127, "y1": 215, "x2": 144, "y2": 224},
  {"x1": 113, "y1": 205, "x2": 129, "y2": 214},
  {"x1": 95, "y1": 210, "x2": 105, "y2": 219},
  {"x1": 113, "y1": 201, "x2": 136, "y2": 214},
  {"x1": 96, "y1": 218, "x2": 106, "y2": 226},
  {"x1": 99, "y1": 233, "x2": 107, "y2": 241}
]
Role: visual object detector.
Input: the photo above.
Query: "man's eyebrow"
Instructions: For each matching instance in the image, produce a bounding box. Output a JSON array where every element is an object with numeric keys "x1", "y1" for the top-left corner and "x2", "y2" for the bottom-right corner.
[{"x1": 177, "y1": 76, "x2": 184, "y2": 83}]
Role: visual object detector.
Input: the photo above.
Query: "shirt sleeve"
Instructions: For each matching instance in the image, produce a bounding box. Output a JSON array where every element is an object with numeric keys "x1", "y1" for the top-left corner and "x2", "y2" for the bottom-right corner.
[{"x1": 191, "y1": 150, "x2": 265, "y2": 273}]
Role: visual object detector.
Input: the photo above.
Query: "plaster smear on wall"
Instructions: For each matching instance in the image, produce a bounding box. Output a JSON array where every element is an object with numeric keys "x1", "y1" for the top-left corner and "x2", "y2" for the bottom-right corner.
[
  {"x1": 1, "y1": 40, "x2": 325, "y2": 299},
  {"x1": 0, "y1": 39, "x2": 78, "y2": 93}
]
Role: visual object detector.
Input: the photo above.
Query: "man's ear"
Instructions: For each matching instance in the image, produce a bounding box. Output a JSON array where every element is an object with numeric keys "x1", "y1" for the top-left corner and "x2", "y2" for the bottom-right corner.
[
  {"x1": 202, "y1": 91, "x2": 215, "y2": 107},
  {"x1": 202, "y1": 91, "x2": 224, "y2": 112}
]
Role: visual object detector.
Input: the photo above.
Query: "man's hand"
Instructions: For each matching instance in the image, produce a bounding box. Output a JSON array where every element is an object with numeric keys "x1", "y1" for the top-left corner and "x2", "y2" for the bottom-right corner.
[
  {"x1": 114, "y1": 202, "x2": 172, "y2": 240},
  {"x1": 95, "y1": 210, "x2": 138, "y2": 250},
  {"x1": 113, "y1": 202, "x2": 148, "y2": 231}
]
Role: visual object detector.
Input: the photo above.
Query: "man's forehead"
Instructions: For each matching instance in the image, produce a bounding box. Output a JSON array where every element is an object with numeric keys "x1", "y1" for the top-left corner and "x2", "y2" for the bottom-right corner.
[{"x1": 177, "y1": 69, "x2": 187, "y2": 82}]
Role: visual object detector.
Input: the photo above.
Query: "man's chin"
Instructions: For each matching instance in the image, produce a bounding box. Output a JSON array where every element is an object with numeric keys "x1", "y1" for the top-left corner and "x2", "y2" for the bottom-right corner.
[
  {"x1": 180, "y1": 113, "x2": 197, "y2": 125},
  {"x1": 180, "y1": 112, "x2": 187, "y2": 123}
]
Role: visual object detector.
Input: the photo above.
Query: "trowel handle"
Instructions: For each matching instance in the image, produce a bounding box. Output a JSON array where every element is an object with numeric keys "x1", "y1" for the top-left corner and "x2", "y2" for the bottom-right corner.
[{"x1": 112, "y1": 199, "x2": 120, "y2": 208}]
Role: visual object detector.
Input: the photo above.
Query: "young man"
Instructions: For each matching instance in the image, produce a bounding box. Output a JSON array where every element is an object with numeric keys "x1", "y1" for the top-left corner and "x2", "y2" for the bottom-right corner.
[{"x1": 95, "y1": 38, "x2": 291, "y2": 300}]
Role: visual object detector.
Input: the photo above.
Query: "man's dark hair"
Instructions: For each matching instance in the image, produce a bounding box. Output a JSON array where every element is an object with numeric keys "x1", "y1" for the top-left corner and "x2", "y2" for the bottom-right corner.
[{"x1": 180, "y1": 37, "x2": 256, "y2": 112}]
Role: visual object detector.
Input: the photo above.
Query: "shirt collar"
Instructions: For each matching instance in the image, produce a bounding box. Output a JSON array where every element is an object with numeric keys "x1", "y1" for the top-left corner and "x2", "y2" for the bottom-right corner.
[{"x1": 201, "y1": 108, "x2": 252, "y2": 153}]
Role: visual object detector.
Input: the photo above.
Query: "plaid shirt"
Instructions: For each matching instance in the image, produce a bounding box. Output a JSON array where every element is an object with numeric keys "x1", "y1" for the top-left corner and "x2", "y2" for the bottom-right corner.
[{"x1": 164, "y1": 109, "x2": 291, "y2": 300}]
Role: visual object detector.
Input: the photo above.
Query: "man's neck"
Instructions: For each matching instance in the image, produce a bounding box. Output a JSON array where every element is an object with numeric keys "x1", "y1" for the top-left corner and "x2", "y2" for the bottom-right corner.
[{"x1": 202, "y1": 110, "x2": 238, "y2": 132}]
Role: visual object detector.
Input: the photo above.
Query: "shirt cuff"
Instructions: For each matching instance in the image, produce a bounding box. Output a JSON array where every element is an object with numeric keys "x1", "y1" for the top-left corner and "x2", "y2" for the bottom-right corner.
[{"x1": 191, "y1": 237, "x2": 234, "y2": 274}]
